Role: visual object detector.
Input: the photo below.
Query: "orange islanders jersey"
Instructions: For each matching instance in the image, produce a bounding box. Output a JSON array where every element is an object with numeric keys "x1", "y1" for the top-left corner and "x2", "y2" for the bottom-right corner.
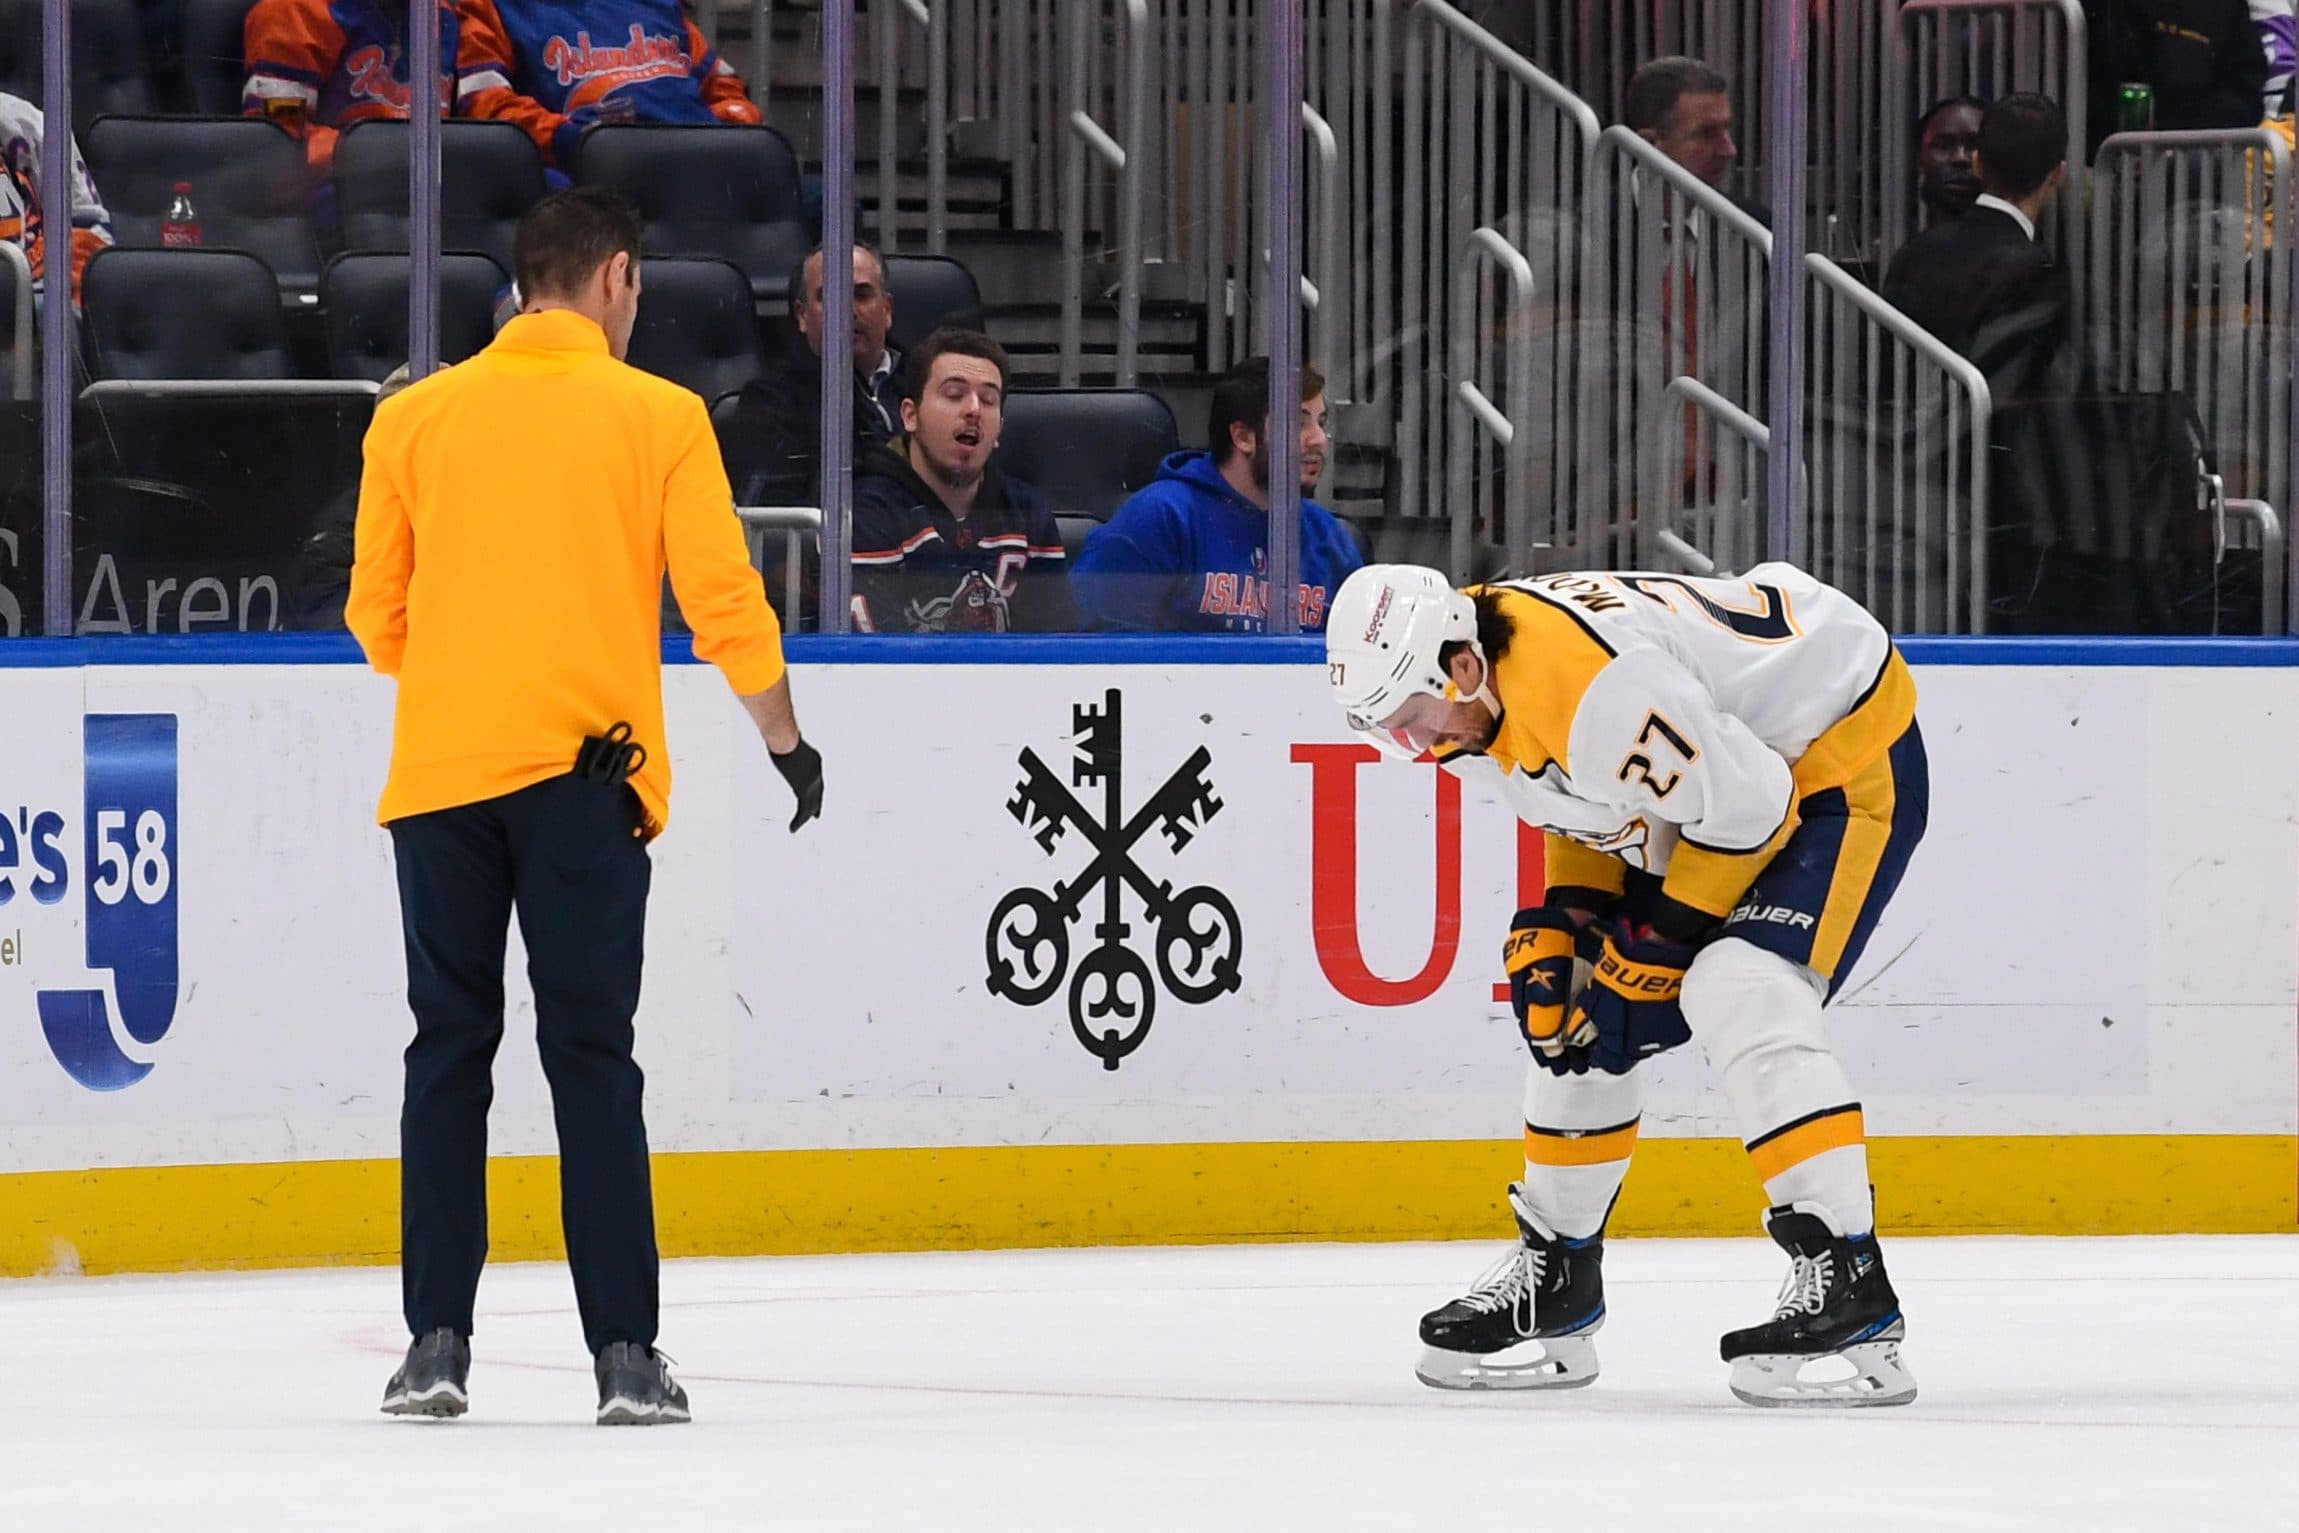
[
  {"x1": 0, "y1": 92, "x2": 114, "y2": 302},
  {"x1": 458, "y1": 0, "x2": 761, "y2": 167},
  {"x1": 1443, "y1": 565, "x2": 1917, "y2": 927},
  {"x1": 241, "y1": 0, "x2": 496, "y2": 169}
]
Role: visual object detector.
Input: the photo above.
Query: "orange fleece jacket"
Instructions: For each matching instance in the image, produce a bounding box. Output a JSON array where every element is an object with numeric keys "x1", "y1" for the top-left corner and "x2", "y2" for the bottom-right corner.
[{"x1": 347, "y1": 308, "x2": 785, "y2": 837}]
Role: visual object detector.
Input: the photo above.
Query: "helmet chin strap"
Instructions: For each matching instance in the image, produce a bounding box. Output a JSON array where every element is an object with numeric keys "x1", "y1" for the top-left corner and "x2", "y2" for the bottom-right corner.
[{"x1": 1457, "y1": 642, "x2": 1500, "y2": 722}]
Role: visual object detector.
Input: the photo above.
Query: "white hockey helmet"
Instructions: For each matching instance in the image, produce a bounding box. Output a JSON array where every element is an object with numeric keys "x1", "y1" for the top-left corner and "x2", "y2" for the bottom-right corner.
[{"x1": 1325, "y1": 563, "x2": 1484, "y2": 760}]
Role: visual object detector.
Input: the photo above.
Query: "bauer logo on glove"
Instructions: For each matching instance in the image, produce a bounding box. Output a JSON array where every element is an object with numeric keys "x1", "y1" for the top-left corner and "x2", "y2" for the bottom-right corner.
[{"x1": 1568, "y1": 920, "x2": 1696, "y2": 1074}]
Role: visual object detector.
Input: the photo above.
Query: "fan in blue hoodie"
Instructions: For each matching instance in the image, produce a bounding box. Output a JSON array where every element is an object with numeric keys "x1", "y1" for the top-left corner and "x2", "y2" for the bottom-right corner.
[{"x1": 1074, "y1": 358, "x2": 1363, "y2": 633}]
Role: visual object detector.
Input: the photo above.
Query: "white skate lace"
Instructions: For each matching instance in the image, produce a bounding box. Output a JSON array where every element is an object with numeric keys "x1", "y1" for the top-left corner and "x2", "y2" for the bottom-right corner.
[
  {"x1": 1772, "y1": 1251, "x2": 1835, "y2": 1319},
  {"x1": 1457, "y1": 1245, "x2": 1547, "y2": 1336}
]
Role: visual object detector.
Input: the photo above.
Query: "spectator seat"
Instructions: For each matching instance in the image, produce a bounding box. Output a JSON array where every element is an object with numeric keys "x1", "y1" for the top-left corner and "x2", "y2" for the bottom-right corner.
[
  {"x1": 626, "y1": 257, "x2": 768, "y2": 402},
  {"x1": 322, "y1": 251, "x2": 507, "y2": 382},
  {"x1": 0, "y1": 0, "x2": 151, "y2": 131},
  {"x1": 882, "y1": 254, "x2": 985, "y2": 353},
  {"x1": 83, "y1": 247, "x2": 293, "y2": 380},
  {"x1": 993, "y1": 389, "x2": 1179, "y2": 518},
  {"x1": 182, "y1": 0, "x2": 259, "y2": 115},
  {"x1": 334, "y1": 119, "x2": 548, "y2": 277},
  {"x1": 84, "y1": 115, "x2": 321, "y2": 297},
  {"x1": 577, "y1": 124, "x2": 810, "y2": 305}
]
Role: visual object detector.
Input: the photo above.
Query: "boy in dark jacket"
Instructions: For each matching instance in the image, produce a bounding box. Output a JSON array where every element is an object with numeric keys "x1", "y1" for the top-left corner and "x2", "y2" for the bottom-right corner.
[{"x1": 850, "y1": 328, "x2": 1075, "y2": 633}]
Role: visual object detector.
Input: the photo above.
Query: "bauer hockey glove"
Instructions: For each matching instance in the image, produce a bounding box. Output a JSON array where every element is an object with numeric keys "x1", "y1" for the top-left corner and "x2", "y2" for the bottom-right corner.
[
  {"x1": 1504, "y1": 908, "x2": 1598, "y2": 1076},
  {"x1": 1567, "y1": 920, "x2": 1696, "y2": 1075}
]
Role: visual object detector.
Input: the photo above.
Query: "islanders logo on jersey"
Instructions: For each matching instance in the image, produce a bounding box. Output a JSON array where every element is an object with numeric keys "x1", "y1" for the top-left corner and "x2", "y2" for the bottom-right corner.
[
  {"x1": 984, "y1": 688, "x2": 1241, "y2": 1069},
  {"x1": 3, "y1": 715, "x2": 182, "y2": 1090}
]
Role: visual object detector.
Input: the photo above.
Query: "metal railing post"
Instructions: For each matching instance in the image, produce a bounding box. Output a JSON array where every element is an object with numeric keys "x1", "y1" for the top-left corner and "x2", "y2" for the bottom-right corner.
[
  {"x1": 409, "y1": 2, "x2": 440, "y2": 381},
  {"x1": 1301, "y1": 103, "x2": 1340, "y2": 388},
  {"x1": 39, "y1": 0, "x2": 70, "y2": 634},
  {"x1": 820, "y1": 0, "x2": 857, "y2": 632},
  {"x1": 1450, "y1": 230, "x2": 1536, "y2": 581},
  {"x1": 1267, "y1": 0, "x2": 1302, "y2": 636},
  {"x1": 1765, "y1": 0, "x2": 1807, "y2": 567}
]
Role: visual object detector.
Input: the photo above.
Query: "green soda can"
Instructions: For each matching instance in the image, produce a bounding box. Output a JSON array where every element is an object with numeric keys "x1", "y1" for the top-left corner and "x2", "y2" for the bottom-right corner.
[{"x1": 2118, "y1": 82, "x2": 2155, "y2": 133}]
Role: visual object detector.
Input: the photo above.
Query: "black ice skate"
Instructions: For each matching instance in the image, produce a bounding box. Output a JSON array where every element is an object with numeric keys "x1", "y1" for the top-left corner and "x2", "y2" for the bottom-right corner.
[
  {"x1": 1415, "y1": 1184, "x2": 1605, "y2": 1391},
  {"x1": 381, "y1": 1328, "x2": 470, "y2": 1418},
  {"x1": 595, "y1": 1342, "x2": 691, "y2": 1426},
  {"x1": 1721, "y1": 1202, "x2": 1917, "y2": 1408}
]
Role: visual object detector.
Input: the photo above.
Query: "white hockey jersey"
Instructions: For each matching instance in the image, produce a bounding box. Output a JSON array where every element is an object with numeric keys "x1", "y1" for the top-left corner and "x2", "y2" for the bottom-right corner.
[
  {"x1": 1443, "y1": 563, "x2": 1916, "y2": 924},
  {"x1": 0, "y1": 91, "x2": 114, "y2": 303}
]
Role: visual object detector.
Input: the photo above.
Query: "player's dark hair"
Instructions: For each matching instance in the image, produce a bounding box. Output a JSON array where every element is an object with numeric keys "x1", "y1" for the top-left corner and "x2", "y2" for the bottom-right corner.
[
  {"x1": 512, "y1": 187, "x2": 642, "y2": 305},
  {"x1": 1207, "y1": 355, "x2": 1327, "y2": 463},
  {"x1": 1916, "y1": 93, "x2": 1988, "y2": 141},
  {"x1": 901, "y1": 327, "x2": 1010, "y2": 403},
  {"x1": 787, "y1": 239, "x2": 887, "y2": 316},
  {"x1": 1977, "y1": 93, "x2": 2067, "y2": 200},
  {"x1": 1623, "y1": 56, "x2": 1729, "y2": 134},
  {"x1": 1441, "y1": 590, "x2": 1516, "y2": 671}
]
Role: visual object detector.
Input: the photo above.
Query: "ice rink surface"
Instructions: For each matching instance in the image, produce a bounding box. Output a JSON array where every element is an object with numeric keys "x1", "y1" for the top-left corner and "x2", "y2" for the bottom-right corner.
[{"x1": 6, "y1": 1234, "x2": 2295, "y2": 1532}]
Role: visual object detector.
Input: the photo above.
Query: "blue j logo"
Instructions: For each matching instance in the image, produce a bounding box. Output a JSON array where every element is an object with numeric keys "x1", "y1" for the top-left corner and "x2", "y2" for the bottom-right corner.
[{"x1": 36, "y1": 715, "x2": 181, "y2": 1091}]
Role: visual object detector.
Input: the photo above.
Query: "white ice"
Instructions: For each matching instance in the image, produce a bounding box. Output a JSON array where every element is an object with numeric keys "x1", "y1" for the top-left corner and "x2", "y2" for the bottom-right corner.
[{"x1": 6, "y1": 1235, "x2": 2296, "y2": 1532}]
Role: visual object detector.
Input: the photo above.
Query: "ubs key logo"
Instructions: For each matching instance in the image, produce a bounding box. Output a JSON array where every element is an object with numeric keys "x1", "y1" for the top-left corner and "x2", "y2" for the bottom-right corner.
[
  {"x1": 986, "y1": 689, "x2": 1242, "y2": 1069},
  {"x1": 2, "y1": 715, "x2": 181, "y2": 1090}
]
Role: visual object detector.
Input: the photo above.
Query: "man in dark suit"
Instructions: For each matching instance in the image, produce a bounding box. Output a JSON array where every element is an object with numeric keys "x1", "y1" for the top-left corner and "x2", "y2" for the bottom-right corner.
[{"x1": 1882, "y1": 93, "x2": 2071, "y2": 404}]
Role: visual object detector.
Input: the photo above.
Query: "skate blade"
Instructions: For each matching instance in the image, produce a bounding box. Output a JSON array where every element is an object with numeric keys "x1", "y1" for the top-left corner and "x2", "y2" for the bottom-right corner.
[
  {"x1": 597, "y1": 1397, "x2": 691, "y2": 1426},
  {"x1": 381, "y1": 1382, "x2": 467, "y2": 1419},
  {"x1": 1415, "y1": 1336, "x2": 1599, "y2": 1392},
  {"x1": 1727, "y1": 1338, "x2": 1917, "y2": 1409}
]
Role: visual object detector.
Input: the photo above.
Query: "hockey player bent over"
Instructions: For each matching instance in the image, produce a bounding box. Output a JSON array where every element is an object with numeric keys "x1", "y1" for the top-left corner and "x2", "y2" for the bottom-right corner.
[{"x1": 1324, "y1": 563, "x2": 1926, "y2": 1407}]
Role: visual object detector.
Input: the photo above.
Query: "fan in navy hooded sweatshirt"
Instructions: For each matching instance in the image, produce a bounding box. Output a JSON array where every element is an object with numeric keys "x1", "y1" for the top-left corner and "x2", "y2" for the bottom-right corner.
[{"x1": 1073, "y1": 357, "x2": 1362, "y2": 633}]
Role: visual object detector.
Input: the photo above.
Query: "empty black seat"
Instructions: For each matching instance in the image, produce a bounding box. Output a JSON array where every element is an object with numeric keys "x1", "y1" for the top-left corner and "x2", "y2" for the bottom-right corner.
[
  {"x1": 183, "y1": 0, "x2": 259, "y2": 115},
  {"x1": 625, "y1": 258, "x2": 767, "y2": 402},
  {"x1": 993, "y1": 389, "x2": 1180, "y2": 517},
  {"x1": 577, "y1": 124, "x2": 810, "y2": 303},
  {"x1": 83, "y1": 116, "x2": 321, "y2": 297},
  {"x1": 333, "y1": 120, "x2": 549, "y2": 277},
  {"x1": 83, "y1": 248, "x2": 293, "y2": 381},
  {"x1": 322, "y1": 252, "x2": 508, "y2": 382},
  {"x1": 0, "y1": 0, "x2": 152, "y2": 132},
  {"x1": 883, "y1": 254, "x2": 985, "y2": 353}
]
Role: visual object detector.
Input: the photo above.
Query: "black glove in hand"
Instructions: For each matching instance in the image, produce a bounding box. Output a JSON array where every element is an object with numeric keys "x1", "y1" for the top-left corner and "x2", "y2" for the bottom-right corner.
[{"x1": 771, "y1": 737, "x2": 824, "y2": 831}]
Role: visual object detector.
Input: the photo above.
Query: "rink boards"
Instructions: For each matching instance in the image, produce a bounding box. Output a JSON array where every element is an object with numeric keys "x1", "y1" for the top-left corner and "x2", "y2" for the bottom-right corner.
[{"x1": 1, "y1": 635, "x2": 2294, "y2": 1275}]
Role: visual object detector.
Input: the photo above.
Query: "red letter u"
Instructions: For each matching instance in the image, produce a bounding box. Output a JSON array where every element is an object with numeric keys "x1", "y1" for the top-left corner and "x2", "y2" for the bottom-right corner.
[{"x1": 1291, "y1": 743, "x2": 1461, "y2": 1006}]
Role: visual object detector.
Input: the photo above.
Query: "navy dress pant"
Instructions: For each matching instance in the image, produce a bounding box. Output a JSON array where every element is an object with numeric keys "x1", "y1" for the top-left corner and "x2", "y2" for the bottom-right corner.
[{"x1": 389, "y1": 774, "x2": 656, "y2": 1356}]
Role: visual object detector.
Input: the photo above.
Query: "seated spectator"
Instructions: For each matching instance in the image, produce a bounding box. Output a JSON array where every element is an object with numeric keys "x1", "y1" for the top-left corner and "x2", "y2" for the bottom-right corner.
[
  {"x1": 1915, "y1": 95, "x2": 1987, "y2": 226},
  {"x1": 0, "y1": 90, "x2": 115, "y2": 305},
  {"x1": 1624, "y1": 55, "x2": 1769, "y2": 226},
  {"x1": 1884, "y1": 93, "x2": 2072, "y2": 404},
  {"x1": 1074, "y1": 357, "x2": 1361, "y2": 635},
  {"x1": 850, "y1": 329, "x2": 1074, "y2": 634},
  {"x1": 242, "y1": 0, "x2": 489, "y2": 172},
  {"x1": 2086, "y1": 0, "x2": 2268, "y2": 148},
  {"x1": 719, "y1": 241, "x2": 902, "y2": 505},
  {"x1": 458, "y1": 0, "x2": 760, "y2": 171}
]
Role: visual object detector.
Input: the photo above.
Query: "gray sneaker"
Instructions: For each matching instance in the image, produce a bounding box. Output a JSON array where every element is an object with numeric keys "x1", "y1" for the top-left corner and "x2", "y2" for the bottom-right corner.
[
  {"x1": 594, "y1": 1342, "x2": 691, "y2": 1426},
  {"x1": 381, "y1": 1328, "x2": 470, "y2": 1418}
]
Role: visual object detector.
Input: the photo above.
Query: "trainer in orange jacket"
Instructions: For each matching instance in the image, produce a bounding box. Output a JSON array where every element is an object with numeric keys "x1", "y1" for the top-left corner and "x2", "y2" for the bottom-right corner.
[{"x1": 347, "y1": 192, "x2": 809, "y2": 838}]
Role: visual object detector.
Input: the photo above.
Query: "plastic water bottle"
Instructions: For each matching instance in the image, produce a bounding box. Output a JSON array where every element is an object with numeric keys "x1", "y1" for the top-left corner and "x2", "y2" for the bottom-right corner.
[{"x1": 161, "y1": 182, "x2": 202, "y2": 248}]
